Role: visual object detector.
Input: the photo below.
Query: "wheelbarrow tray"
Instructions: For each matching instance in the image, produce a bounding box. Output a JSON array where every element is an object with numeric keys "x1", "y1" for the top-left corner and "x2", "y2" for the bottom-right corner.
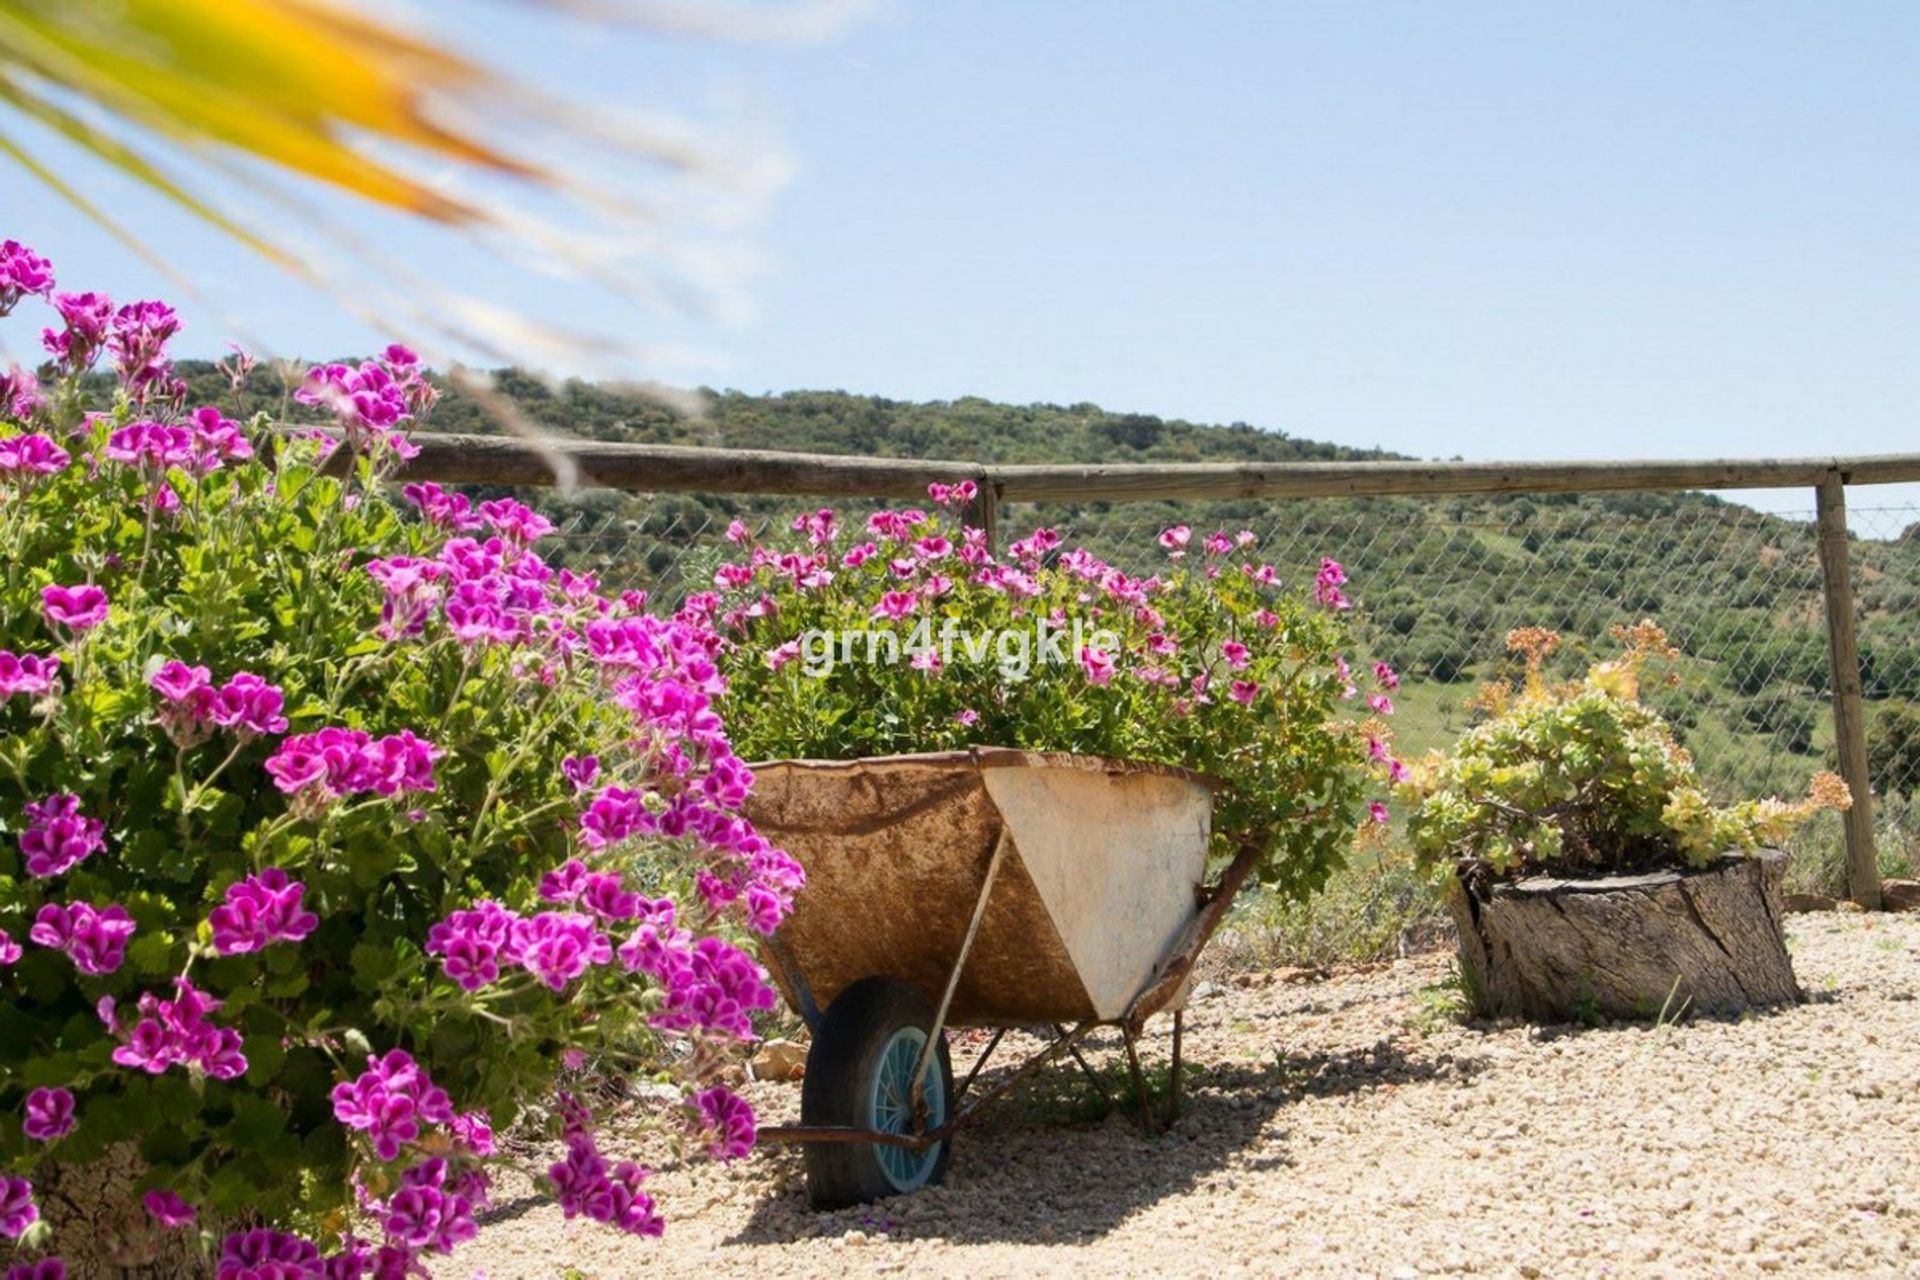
[{"x1": 744, "y1": 747, "x2": 1215, "y2": 1027}]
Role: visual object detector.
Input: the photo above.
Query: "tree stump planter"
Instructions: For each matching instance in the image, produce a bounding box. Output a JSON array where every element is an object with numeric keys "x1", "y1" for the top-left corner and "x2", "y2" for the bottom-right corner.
[
  {"x1": 1448, "y1": 849, "x2": 1800, "y2": 1023},
  {"x1": 36, "y1": 1146, "x2": 210, "y2": 1278}
]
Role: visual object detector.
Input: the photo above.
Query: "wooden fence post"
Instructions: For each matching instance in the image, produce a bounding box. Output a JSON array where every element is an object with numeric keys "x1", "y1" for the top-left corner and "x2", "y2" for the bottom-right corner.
[
  {"x1": 1814, "y1": 472, "x2": 1882, "y2": 909},
  {"x1": 963, "y1": 475, "x2": 1000, "y2": 556}
]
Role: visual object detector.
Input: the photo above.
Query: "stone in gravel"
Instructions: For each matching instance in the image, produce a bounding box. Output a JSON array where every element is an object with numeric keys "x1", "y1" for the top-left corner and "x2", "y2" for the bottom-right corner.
[
  {"x1": 1880, "y1": 879, "x2": 1920, "y2": 912},
  {"x1": 751, "y1": 1037, "x2": 809, "y2": 1082}
]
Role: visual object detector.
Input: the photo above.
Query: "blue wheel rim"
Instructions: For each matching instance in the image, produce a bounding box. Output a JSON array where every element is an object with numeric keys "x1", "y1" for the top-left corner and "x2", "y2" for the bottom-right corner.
[{"x1": 867, "y1": 1026, "x2": 945, "y2": 1191}]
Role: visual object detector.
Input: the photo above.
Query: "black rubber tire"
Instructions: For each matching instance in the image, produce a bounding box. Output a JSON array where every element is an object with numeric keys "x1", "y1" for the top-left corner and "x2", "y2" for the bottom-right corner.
[{"x1": 800, "y1": 975, "x2": 955, "y2": 1210}]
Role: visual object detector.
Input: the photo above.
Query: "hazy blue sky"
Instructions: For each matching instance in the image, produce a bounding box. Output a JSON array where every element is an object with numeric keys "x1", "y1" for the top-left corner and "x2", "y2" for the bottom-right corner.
[{"x1": 4, "y1": 2, "x2": 1916, "y2": 515}]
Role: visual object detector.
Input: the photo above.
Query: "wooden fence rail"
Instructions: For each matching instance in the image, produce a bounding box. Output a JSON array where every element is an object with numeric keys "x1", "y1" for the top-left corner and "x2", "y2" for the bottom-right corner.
[
  {"x1": 382, "y1": 433, "x2": 1920, "y2": 503},
  {"x1": 388, "y1": 431, "x2": 1920, "y2": 909}
]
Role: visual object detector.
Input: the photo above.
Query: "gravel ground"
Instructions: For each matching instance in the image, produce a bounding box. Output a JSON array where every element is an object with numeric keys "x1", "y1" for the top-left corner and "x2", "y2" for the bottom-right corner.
[{"x1": 465, "y1": 913, "x2": 1920, "y2": 1279}]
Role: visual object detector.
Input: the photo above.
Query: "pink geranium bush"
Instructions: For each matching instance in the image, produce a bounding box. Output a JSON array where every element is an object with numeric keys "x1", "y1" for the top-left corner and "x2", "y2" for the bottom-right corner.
[
  {"x1": 0, "y1": 243, "x2": 797, "y2": 1275},
  {"x1": 713, "y1": 495, "x2": 1400, "y2": 897}
]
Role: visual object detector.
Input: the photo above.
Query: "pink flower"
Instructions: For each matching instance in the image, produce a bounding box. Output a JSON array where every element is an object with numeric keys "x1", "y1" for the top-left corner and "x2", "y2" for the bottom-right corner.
[
  {"x1": 1220, "y1": 640, "x2": 1250, "y2": 669},
  {"x1": 208, "y1": 869, "x2": 320, "y2": 955},
  {"x1": 2, "y1": 365, "x2": 49, "y2": 423},
  {"x1": 105, "y1": 420, "x2": 197, "y2": 472},
  {"x1": 953, "y1": 708, "x2": 979, "y2": 726},
  {"x1": 30, "y1": 901, "x2": 135, "y2": 975},
  {"x1": 451, "y1": 1109, "x2": 496, "y2": 1157},
  {"x1": 41, "y1": 583, "x2": 109, "y2": 631},
  {"x1": 478, "y1": 498, "x2": 555, "y2": 548},
  {"x1": 331, "y1": 1049, "x2": 455, "y2": 1162},
  {"x1": 1373, "y1": 661, "x2": 1400, "y2": 691},
  {"x1": 42, "y1": 290, "x2": 112, "y2": 372},
  {"x1": 0, "y1": 239, "x2": 54, "y2": 314},
  {"x1": 0, "y1": 433, "x2": 69, "y2": 476},
  {"x1": 1388, "y1": 759, "x2": 1411, "y2": 784},
  {"x1": 217, "y1": 1229, "x2": 321, "y2": 1278},
  {"x1": 791, "y1": 508, "x2": 836, "y2": 547},
  {"x1": 426, "y1": 900, "x2": 522, "y2": 992},
  {"x1": 910, "y1": 649, "x2": 942, "y2": 674},
  {"x1": 514, "y1": 912, "x2": 613, "y2": 991},
  {"x1": 562, "y1": 755, "x2": 600, "y2": 791},
  {"x1": 1315, "y1": 558, "x2": 1351, "y2": 610},
  {"x1": 402, "y1": 481, "x2": 482, "y2": 531},
  {"x1": 144, "y1": 1189, "x2": 197, "y2": 1228},
  {"x1": 150, "y1": 660, "x2": 216, "y2": 745},
  {"x1": 0, "y1": 1176, "x2": 37, "y2": 1239},
  {"x1": 295, "y1": 359, "x2": 409, "y2": 446},
  {"x1": 1369, "y1": 802, "x2": 1391, "y2": 824},
  {"x1": 210, "y1": 671, "x2": 289, "y2": 736},
  {"x1": 0, "y1": 930, "x2": 19, "y2": 966},
  {"x1": 22, "y1": 1087, "x2": 74, "y2": 1141},
  {"x1": 19, "y1": 793, "x2": 105, "y2": 878},
  {"x1": 693, "y1": 1085, "x2": 756, "y2": 1160},
  {"x1": 871, "y1": 590, "x2": 918, "y2": 620},
  {"x1": 0, "y1": 651, "x2": 59, "y2": 698},
  {"x1": 1079, "y1": 646, "x2": 1116, "y2": 686},
  {"x1": 103, "y1": 978, "x2": 246, "y2": 1079},
  {"x1": 108, "y1": 300, "x2": 182, "y2": 402},
  {"x1": 1368, "y1": 693, "x2": 1395, "y2": 716},
  {"x1": 186, "y1": 406, "x2": 252, "y2": 468},
  {"x1": 265, "y1": 727, "x2": 440, "y2": 801},
  {"x1": 5, "y1": 1259, "x2": 65, "y2": 1280},
  {"x1": 724, "y1": 518, "x2": 751, "y2": 543},
  {"x1": 1367, "y1": 736, "x2": 1390, "y2": 763},
  {"x1": 547, "y1": 1130, "x2": 662, "y2": 1237},
  {"x1": 1229, "y1": 680, "x2": 1260, "y2": 705},
  {"x1": 1157, "y1": 525, "x2": 1192, "y2": 554},
  {"x1": 1202, "y1": 531, "x2": 1233, "y2": 556}
]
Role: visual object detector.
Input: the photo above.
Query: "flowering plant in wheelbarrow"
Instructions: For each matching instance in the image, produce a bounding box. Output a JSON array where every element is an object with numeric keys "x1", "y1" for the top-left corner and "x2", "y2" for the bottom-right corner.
[
  {"x1": 713, "y1": 502, "x2": 1404, "y2": 901},
  {"x1": 0, "y1": 242, "x2": 796, "y2": 1277},
  {"x1": 705, "y1": 495, "x2": 1400, "y2": 1206}
]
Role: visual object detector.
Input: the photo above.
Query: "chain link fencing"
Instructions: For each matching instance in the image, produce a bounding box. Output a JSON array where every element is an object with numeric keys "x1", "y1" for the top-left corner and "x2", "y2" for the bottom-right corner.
[{"x1": 531, "y1": 482, "x2": 1920, "y2": 901}]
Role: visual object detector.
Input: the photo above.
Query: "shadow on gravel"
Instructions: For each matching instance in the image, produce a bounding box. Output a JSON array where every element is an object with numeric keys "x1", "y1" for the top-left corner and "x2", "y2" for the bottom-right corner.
[{"x1": 727, "y1": 1035, "x2": 1484, "y2": 1246}]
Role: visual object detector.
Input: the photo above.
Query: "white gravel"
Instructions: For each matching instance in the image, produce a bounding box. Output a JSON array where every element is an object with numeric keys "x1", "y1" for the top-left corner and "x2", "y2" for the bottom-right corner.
[{"x1": 464, "y1": 913, "x2": 1920, "y2": 1279}]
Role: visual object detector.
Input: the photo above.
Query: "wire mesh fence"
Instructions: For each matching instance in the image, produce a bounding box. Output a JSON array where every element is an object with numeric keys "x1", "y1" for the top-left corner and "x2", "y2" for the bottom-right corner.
[{"x1": 531, "y1": 481, "x2": 1920, "y2": 893}]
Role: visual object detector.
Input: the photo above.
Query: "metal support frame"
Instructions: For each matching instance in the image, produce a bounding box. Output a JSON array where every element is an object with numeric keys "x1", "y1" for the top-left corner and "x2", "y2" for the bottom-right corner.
[
  {"x1": 762, "y1": 827, "x2": 1253, "y2": 1153},
  {"x1": 908, "y1": 827, "x2": 1011, "y2": 1115},
  {"x1": 954, "y1": 1028, "x2": 1007, "y2": 1102},
  {"x1": 1048, "y1": 1022, "x2": 1113, "y2": 1109}
]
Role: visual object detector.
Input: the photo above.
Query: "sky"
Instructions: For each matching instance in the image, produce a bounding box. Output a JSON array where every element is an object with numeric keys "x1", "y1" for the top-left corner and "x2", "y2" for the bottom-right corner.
[{"x1": 2, "y1": 1, "x2": 1916, "y2": 519}]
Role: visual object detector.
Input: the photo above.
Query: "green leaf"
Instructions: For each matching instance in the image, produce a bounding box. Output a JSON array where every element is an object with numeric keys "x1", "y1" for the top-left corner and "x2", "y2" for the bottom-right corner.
[
  {"x1": 351, "y1": 939, "x2": 399, "y2": 986},
  {"x1": 127, "y1": 929, "x2": 178, "y2": 976}
]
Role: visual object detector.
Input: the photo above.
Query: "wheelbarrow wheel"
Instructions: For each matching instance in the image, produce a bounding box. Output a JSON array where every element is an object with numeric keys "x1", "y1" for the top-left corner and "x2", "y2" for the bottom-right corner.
[{"x1": 801, "y1": 975, "x2": 954, "y2": 1209}]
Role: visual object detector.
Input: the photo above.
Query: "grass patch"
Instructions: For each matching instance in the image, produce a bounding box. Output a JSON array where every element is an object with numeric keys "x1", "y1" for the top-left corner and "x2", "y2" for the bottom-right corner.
[{"x1": 1215, "y1": 847, "x2": 1449, "y2": 972}]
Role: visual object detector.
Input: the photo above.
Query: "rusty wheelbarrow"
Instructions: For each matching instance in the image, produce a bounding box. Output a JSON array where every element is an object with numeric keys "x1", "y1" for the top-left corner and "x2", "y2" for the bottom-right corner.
[{"x1": 743, "y1": 747, "x2": 1266, "y2": 1209}]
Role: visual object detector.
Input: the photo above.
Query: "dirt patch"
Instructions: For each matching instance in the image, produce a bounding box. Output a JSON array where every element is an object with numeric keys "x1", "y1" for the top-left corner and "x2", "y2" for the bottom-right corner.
[{"x1": 464, "y1": 914, "x2": 1920, "y2": 1278}]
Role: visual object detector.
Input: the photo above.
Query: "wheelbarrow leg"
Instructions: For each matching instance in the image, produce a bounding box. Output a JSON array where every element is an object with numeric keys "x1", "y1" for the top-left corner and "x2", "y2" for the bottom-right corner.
[
  {"x1": 1121, "y1": 1028, "x2": 1157, "y2": 1130},
  {"x1": 1168, "y1": 1009, "x2": 1184, "y2": 1127},
  {"x1": 955, "y1": 1027, "x2": 1006, "y2": 1103},
  {"x1": 1053, "y1": 1022, "x2": 1115, "y2": 1111}
]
